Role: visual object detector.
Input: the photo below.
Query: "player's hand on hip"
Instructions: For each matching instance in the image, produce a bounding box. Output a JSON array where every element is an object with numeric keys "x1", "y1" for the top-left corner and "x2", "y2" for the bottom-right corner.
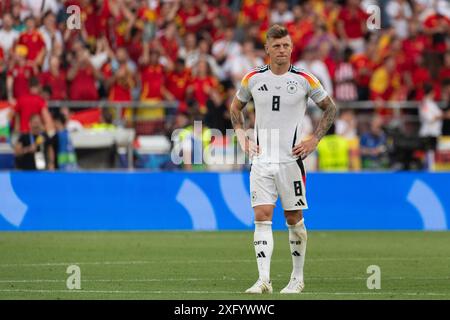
[
  {"x1": 241, "y1": 138, "x2": 260, "y2": 157},
  {"x1": 293, "y1": 136, "x2": 319, "y2": 160}
]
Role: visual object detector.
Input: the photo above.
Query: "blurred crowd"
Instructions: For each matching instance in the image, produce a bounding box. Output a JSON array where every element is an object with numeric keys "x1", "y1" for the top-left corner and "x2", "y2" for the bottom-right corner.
[{"x1": 0, "y1": 0, "x2": 449, "y2": 171}]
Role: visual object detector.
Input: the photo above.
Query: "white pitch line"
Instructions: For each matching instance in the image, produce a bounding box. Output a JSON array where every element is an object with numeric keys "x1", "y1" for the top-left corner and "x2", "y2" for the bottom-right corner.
[
  {"x1": 0, "y1": 257, "x2": 448, "y2": 268},
  {"x1": 0, "y1": 276, "x2": 449, "y2": 283},
  {"x1": 0, "y1": 261, "x2": 154, "y2": 267},
  {"x1": 0, "y1": 289, "x2": 448, "y2": 296},
  {"x1": 309, "y1": 257, "x2": 450, "y2": 262},
  {"x1": 0, "y1": 278, "x2": 233, "y2": 283}
]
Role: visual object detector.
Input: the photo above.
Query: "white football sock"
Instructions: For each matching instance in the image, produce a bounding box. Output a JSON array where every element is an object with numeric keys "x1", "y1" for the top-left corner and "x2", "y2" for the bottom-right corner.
[
  {"x1": 287, "y1": 218, "x2": 307, "y2": 282},
  {"x1": 253, "y1": 221, "x2": 273, "y2": 282}
]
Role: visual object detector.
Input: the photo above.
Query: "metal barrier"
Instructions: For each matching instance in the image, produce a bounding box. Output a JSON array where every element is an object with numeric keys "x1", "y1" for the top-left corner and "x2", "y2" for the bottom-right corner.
[
  {"x1": 47, "y1": 100, "x2": 179, "y2": 134},
  {"x1": 2, "y1": 100, "x2": 449, "y2": 171},
  {"x1": 46, "y1": 100, "x2": 446, "y2": 109},
  {"x1": 45, "y1": 99, "x2": 440, "y2": 127},
  {"x1": 44, "y1": 99, "x2": 432, "y2": 137}
]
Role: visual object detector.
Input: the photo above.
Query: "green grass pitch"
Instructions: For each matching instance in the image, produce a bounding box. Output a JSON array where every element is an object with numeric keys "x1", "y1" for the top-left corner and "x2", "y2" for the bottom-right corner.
[{"x1": 0, "y1": 231, "x2": 449, "y2": 300}]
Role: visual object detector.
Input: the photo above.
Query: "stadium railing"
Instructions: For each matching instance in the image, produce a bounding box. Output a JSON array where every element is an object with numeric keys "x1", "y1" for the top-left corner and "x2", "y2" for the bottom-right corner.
[{"x1": 1, "y1": 100, "x2": 449, "y2": 171}]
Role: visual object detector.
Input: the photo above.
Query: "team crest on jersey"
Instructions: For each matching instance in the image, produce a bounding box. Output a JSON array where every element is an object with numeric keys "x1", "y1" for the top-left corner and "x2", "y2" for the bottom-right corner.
[{"x1": 286, "y1": 80, "x2": 298, "y2": 94}]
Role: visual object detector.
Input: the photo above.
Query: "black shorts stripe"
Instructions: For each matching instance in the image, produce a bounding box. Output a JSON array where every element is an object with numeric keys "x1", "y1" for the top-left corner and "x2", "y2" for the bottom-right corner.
[
  {"x1": 256, "y1": 125, "x2": 259, "y2": 146},
  {"x1": 296, "y1": 158, "x2": 306, "y2": 179},
  {"x1": 292, "y1": 126, "x2": 297, "y2": 149}
]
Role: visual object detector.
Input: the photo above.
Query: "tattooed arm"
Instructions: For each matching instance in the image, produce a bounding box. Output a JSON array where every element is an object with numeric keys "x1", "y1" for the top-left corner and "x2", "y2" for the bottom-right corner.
[
  {"x1": 292, "y1": 96, "x2": 337, "y2": 159},
  {"x1": 313, "y1": 96, "x2": 338, "y2": 141},
  {"x1": 230, "y1": 96, "x2": 246, "y2": 131},
  {"x1": 230, "y1": 96, "x2": 259, "y2": 156}
]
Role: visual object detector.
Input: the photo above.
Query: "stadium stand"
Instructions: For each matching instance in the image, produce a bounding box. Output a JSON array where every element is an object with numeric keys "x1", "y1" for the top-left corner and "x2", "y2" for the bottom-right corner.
[{"x1": 0, "y1": 0, "x2": 449, "y2": 171}]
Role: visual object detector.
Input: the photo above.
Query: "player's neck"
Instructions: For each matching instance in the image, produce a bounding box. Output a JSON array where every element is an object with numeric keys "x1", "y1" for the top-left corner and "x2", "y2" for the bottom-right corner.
[{"x1": 269, "y1": 62, "x2": 291, "y2": 75}]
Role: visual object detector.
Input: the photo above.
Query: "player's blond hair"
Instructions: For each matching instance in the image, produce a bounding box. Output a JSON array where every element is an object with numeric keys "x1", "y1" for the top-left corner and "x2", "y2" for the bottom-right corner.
[{"x1": 266, "y1": 24, "x2": 289, "y2": 41}]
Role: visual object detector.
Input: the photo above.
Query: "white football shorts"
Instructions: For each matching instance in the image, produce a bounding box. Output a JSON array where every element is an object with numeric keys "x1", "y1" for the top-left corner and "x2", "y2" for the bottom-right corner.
[{"x1": 250, "y1": 159, "x2": 308, "y2": 211}]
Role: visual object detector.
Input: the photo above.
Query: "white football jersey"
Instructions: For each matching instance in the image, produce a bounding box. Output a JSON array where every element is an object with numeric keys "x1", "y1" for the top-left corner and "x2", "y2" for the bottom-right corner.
[{"x1": 236, "y1": 64, "x2": 328, "y2": 163}]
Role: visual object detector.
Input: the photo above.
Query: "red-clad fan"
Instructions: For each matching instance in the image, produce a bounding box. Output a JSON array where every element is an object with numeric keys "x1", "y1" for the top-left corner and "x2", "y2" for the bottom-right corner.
[
  {"x1": 140, "y1": 49, "x2": 167, "y2": 102},
  {"x1": 402, "y1": 21, "x2": 430, "y2": 72},
  {"x1": 240, "y1": 0, "x2": 270, "y2": 25},
  {"x1": 39, "y1": 55, "x2": 67, "y2": 101},
  {"x1": 439, "y1": 52, "x2": 450, "y2": 83},
  {"x1": 369, "y1": 55, "x2": 403, "y2": 101},
  {"x1": 410, "y1": 55, "x2": 432, "y2": 101},
  {"x1": 6, "y1": 45, "x2": 36, "y2": 103},
  {"x1": 9, "y1": 77, "x2": 54, "y2": 134},
  {"x1": 423, "y1": 10, "x2": 450, "y2": 54},
  {"x1": 176, "y1": 0, "x2": 207, "y2": 35},
  {"x1": 0, "y1": 47, "x2": 5, "y2": 101},
  {"x1": 165, "y1": 58, "x2": 191, "y2": 113},
  {"x1": 125, "y1": 29, "x2": 144, "y2": 65},
  {"x1": 0, "y1": 0, "x2": 12, "y2": 16},
  {"x1": 67, "y1": 48, "x2": 100, "y2": 101},
  {"x1": 16, "y1": 16, "x2": 46, "y2": 66},
  {"x1": 285, "y1": 5, "x2": 315, "y2": 62},
  {"x1": 336, "y1": 0, "x2": 368, "y2": 54},
  {"x1": 319, "y1": 0, "x2": 340, "y2": 35},
  {"x1": 103, "y1": 48, "x2": 135, "y2": 102},
  {"x1": 319, "y1": 42, "x2": 337, "y2": 84},
  {"x1": 239, "y1": 0, "x2": 271, "y2": 42},
  {"x1": 350, "y1": 42, "x2": 377, "y2": 100},
  {"x1": 187, "y1": 59, "x2": 219, "y2": 114},
  {"x1": 101, "y1": 47, "x2": 135, "y2": 124},
  {"x1": 212, "y1": 0, "x2": 235, "y2": 28},
  {"x1": 66, "y1": 0, "x2": 111, "y2": 44},
  {"x1": 199, "y1": 0, "x2": 223, "y2": 36},
  {"x1": 388, "y1": 37, "x2": 411, "y2": 77},
  {"x1": 158, "y1": 22, "x2": 179, "y2": 64},
  {"x1": 108, "y1": 0, "x2": 137, "y2": 48},
  {"x1": 433, "y1": 51, "x2": 450, "y2": 100},
  {"x1": 138, "y1": 46, "x2": 172, "y2": 131},
  {"x1": 136, "y1": 0, "x2": 159, "y2": 28}
]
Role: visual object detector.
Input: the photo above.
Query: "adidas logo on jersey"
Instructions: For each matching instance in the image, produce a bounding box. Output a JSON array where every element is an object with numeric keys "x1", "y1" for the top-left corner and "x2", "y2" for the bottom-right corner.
[
  {"x1": 292, "y1": 251, "x2": 301, "y2": 257},
  {"x1": 257, "y1": 251, "x2": 266, "y2": 258},
  {"x1": 294, "y1": 199, "x2": 305, "y2": 207},
  {"x1": 257, "y1": 84, "x2": 268, "y2": 91}
]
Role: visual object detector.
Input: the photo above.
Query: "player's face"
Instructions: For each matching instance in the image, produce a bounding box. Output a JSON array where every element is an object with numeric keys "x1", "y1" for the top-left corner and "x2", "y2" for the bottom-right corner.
[{"x1": 266, "y1": 36, "x2": 293, "y2": 66}]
